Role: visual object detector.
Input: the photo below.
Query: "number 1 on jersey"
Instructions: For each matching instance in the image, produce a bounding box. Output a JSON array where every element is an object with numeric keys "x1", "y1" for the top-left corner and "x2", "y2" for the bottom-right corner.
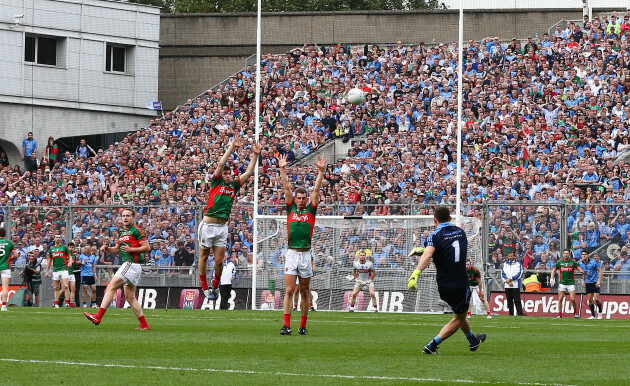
[{"x1": 453, "y1": 240, "x2": 460, "y2": 262}]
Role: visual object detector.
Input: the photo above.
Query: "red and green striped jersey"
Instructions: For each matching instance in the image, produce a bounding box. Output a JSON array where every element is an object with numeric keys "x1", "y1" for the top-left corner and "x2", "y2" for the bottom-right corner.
[
  {"x1": 203, "y1": 175, "x2": 241, "y2": 219},
  {"x1": 0, "y1": 238, "x2": 16, "y2": 271},
  {"x1": 48, "y1": 245, "x2": 70, "y2": 272},
  {"x1": 286, "y1": 201, "x2": 317, "y2": 249},
  {"x1": 555, "y1": 259, "x2": 579, "y2": 285},
  {"x1": 119, "y1": 225, "x2": 147, "y2": 264},
  {"x1": 467, "y1": 266, "x2": 481, "y2": 286}
]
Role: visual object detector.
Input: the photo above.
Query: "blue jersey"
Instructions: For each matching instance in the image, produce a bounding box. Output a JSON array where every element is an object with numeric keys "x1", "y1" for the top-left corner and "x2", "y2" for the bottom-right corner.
[
  {"x1": 579, "y1": 258, "x2": 600, "y2": 283},
  {"x1": 80, "y1": 254, "x2": 98, "y2": 277},
  {"x1": 426, "y1": 222, "x2": 468, "y2": 287}
]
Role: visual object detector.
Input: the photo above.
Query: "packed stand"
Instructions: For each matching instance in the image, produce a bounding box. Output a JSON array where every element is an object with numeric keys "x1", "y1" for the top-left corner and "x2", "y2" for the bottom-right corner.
[{"x1": 2, "y1": 11, "x2": 630, "y2": 272}]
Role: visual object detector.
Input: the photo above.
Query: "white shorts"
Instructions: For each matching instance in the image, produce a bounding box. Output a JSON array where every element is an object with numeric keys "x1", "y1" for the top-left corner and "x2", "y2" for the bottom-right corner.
[
  {"x1": 198, "y1": 222, "x2": 228, "y2": 249},
  {"x1": 354, "y1": 281, "x2": 374, "y2": 291},
  {"x1": 68, "y1": 274, "x2": 76, "y2": 282},
  {"x1": 470, "y1": 285, "x2": 479, "y2": 293},
  {"x1": 558, "y1": 284, "x2": 576, "y2": 293},
  {"x1": 52, "y1": 271, "x2": 69, "y2": 281},
  {"x1": 115, "y1": 262, "x2": 142, "y2": 286},
  {"x1": 1, "y1": 269, "x2": 10, "y2": 279},
  {"x1": 284, "y1": 249, "x2": 313, "y2": 278}
]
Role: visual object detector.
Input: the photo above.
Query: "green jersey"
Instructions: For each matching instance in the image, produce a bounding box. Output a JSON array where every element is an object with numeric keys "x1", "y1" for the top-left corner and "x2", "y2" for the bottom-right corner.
[
  {"x1": 467, "y1": 266, "x2": 481, "y2": 286},
  {"x1": 555, "y1": 259, "x2": 579, "y2": 285},
  {"x1": 203, "y1": 175, "x2": 241, "y2": 219},
  {"x1": 286, "y1": 201, "x2": 317, "y2": 249},
  {"x1": 68, "y1": 253, "x2": 78, "y2": 275},
  {"x1": 48, "y1": 245, "x2": 70, "y2": 272},
  {"x1": 0, "y1": 238, "x2": 16, "y2": 271},
  {"x1": 119, "y1": 225, "x2": 147, "y2": 264}
]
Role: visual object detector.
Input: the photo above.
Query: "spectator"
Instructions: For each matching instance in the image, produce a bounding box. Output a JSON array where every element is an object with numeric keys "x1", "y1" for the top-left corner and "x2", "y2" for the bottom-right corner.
[
  {"x1": 46, "y1": 137, "x2": 59, "y2": 168},
  {"x1": 173, "y1": 241, "x2": 194, "y2": 271},
  {"x1": 613, "y1": 251, "x2": 630, "y2": 280},
  {"x1": 22, "y1": 132, "x2": 37, "y2": 172},
  {"x1": 75, "y1": 139, "x2": 97, "y2": 159}
]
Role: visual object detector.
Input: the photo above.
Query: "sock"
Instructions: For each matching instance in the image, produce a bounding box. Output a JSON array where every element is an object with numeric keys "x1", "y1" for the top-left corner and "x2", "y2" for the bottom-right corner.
[
  {"x1": 293, "y1": 303, "x2": 298, "y2": 308},
  {"x1": 283, "y1": 313, "x2": 291, "y2": 328},
  {"x1": 138, "y1": 315, "x2": 149, "y2": 328},
  {"x1": 597, "y1": 301, "x2": 602, "y2": 313},
  {"x1": 65, "y1": 300, "x2": 70, "y2": 305},
  {"x1": 310, "y1": 302, "x2": 313, "y2": 307},
  {"x1": 300, "y1": 315, "x2": 307, "y2": 328},
  {"x1": 589, "y1": 303, "x2": 595, "y2": 316},
  {"x1": 95, "y1": 307, "x2": 107, "y2": 320},
  {"x1": 212, "y1": 276, "x2": 219, "y2": 289},
  {"x1": 467, "y1": 311, "x2": 471, "y2": 316},
  {"x1": 54, "y1": 301, "x2": 59, "y2": 305},
  {"x1": 200, "y1": 275, "x2": 208, "y2": 291},
  {"x1": 465, "y1": 331, "x2": 477, "y2": 345},
  {"x1": 487, "y1": 311, "x2": 491, "y2": 316},
  {"x1": 70, "y1": 302, "x2": 75, "y2": 307},
  {"x1": 428, "y1": 335, "x2": 443, "y2": 350},
  {"x1": 1, "y1": 302, "x2": 5, "y2": 306}
]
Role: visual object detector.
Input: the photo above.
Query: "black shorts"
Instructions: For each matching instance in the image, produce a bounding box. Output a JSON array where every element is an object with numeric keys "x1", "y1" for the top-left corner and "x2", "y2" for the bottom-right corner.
[
  {"x1": 438, "y1": 285, "x2": 471, "y2": 315},
  {"x1": 585, "y1": 282, "x2": 600, "y2": 294},
  {"x1": 81, "y1": 276, "x2": 96, "y2": 286}
]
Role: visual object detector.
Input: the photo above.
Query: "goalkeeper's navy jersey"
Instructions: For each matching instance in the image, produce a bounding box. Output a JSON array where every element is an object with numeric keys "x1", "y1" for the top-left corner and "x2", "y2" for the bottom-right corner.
[{"x1": 427, "y1": 222, "x2": 468, "y2": 288}]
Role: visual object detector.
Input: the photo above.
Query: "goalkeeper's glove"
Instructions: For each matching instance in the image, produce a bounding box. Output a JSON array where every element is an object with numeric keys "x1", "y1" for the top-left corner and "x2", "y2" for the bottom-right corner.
[
  {"x1": 408, "y1": 247, "x2": 425, "y2": 257},
  {"x1": 355, "y1": 279, "x2": 362, "y2": 287},
  {"x1": 407, "y1": 269, "x2": 422, "y2": 290},
  {"x1": 366, "y1": 279, "x2": 373, "y2": 286}
]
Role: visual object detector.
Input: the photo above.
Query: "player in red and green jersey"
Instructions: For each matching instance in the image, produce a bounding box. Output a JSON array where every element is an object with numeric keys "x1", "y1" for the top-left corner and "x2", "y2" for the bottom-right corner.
[
  {"x1": 278, "y1": 153, "x2": 327, "y2": 336},
  {"x1": 84, "y1": 208, "x2": 151, "y2": 329},
  {"x1": 550, "y1": 249, "x2": 585, "y2": 318},
  {"x1": 466, "y1": 259, "x2": 492, "y2": 318},
  {"x1": 0, "y1": 228, "x2": 18, "y2": 312},
  {"x1": 45, "y1": 234, "x2": 72, "y2": 308},
  {"x1": 66, "y1": 242, "x2": 78, "y2": 308},
  {"x1": 198, "y1": 133, "x2": 261, "y2": 301}
]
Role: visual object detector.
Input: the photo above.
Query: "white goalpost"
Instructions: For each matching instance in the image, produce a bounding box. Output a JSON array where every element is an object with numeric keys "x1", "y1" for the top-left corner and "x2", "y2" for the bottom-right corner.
[{"x1": 253, "y1": 215, "x2": 483, "y2": 313}]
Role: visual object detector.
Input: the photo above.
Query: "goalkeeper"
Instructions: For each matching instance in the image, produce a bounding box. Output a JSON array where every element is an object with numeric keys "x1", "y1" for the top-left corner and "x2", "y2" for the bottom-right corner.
[
  {"x1": 407, "y1": 206, "x2": 486, "y2": 354},
  {"x1": 348, "y1": 250, "x2": 377, "y2": 312}
]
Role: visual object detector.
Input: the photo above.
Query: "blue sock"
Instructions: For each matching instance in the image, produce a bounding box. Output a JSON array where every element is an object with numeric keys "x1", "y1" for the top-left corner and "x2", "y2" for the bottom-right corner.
[
  {"x1": 428, "y1": 335, "x2": 443, "y2": 349},
  {"x1": 465, "y1": 331, "x2": 476, "y2": 345}
]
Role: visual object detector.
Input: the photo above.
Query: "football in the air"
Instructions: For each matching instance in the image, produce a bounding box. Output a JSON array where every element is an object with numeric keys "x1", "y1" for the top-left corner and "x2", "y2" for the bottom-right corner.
[{"x1": 347, "y1": 88, "x2": 365, "y2": 105}]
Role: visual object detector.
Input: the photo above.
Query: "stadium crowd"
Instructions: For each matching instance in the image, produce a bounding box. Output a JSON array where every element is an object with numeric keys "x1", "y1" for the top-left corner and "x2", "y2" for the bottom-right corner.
[{"x1": 2, "y1": 10, "x2": 630, "y2": 275}]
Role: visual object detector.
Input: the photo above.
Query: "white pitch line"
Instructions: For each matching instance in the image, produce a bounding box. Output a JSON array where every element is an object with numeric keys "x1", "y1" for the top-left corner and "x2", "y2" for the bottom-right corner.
[{"x1": 0, "y1": 358, "x2": 573, "y2": 386}]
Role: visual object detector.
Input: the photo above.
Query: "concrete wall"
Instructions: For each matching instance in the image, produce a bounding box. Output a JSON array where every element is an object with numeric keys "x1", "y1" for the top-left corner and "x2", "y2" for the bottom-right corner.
[
  {"x1": 159, "y1": 8, "x2": 618, "y2": 110},
  {"x1": 0, "y1": 0, "x2": 159, "y2": 163}
]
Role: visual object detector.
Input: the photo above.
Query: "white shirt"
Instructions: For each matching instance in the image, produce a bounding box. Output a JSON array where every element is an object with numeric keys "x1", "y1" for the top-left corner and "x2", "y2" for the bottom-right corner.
[{"x1": 220, "y1": 261, "x2": 236, "y2": 285}]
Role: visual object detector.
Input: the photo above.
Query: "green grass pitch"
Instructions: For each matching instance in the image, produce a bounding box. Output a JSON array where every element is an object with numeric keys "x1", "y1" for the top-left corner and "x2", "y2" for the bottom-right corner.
[{"x1": 1, "y1": 308, "x2": 628, "y2": 385}]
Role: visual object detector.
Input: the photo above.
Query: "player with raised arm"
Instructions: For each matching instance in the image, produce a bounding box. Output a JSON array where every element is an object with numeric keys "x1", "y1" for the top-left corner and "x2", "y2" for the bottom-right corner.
[
  {"x1": 348, "y1": 250, "x2": 378, "y2": 312},
  {"x1": 84, "y1": 208, "x2": 151, "y2": 329},
  {"x1": 407, "y1": 206, "x2": 486, "y2": 354},
  {"x1": 198, "y1": 133, "x2": 261, "y2": 300},
  {"x1": 550, "y1": 249, "x2": 585, "y2": 318},
  {"x1": 0, "y1": 228, "x2": 18, "y2": 312},
  {"x1": 578, "y1": 250, "x2": 603, "y2": 319},
  {"x1": 466, "y1": 259, "x2": 492, "y2": 319},
  {"x1": 279, "y1": 153, "x2": 327, "y2": 336},
  {"x1": 45, "y1": 235, "x2": 72, "y2": 308}
]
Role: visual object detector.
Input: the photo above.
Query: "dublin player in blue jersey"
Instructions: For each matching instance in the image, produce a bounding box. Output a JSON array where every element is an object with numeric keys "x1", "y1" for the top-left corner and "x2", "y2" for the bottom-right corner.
[
  {"x1": 407, "y1": 206, "x2": 486, "y2": 354},
  {"x1": 578, "y1": 251, "x2": 603, "y2": 319}
]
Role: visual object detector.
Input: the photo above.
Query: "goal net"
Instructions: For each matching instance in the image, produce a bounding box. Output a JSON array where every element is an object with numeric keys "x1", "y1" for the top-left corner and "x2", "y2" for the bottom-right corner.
[{"x1": 255, "y1": 215, "x2": 482, "y2": 313}]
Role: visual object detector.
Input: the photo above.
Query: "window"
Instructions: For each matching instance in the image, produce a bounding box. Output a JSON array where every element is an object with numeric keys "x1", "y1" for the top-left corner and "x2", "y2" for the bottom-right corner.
[
  {"x1": 24, "y1": 35, "x2": 59, "y2": 66},
  {"x1": 106, "y1": 44, "x2": 127, "y2": 73}
]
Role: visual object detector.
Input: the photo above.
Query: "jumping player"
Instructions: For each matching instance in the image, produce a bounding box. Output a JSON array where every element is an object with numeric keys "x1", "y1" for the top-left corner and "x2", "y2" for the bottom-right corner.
[
  {"x1": 0, "y1": 228, "x2": 18, "y2": 312},
  {"x1": 407, "y1": 206, "x2": 486, "y2": 354},
  {"x1": 199, "y1": 133, "x2": 261, "y2": 300},
  {"x1": 279, "y1": 153, "x2": 327, "y2": 336},
  {"x1": 578, "y1": 250, "x2": 603, "y2": 319},
  {"x1": 466, "y1": 259, "x2": 492, "y2": 318},
  {"x1": 45, "y1": 235, "x2": 72, "y2": 308},
  {"x1": 348, "y1": 250, "x2": 378, "y2": 312},
  {"x1": 550, "y1": 249, "x2": 585, "y2": 318},
  {"x1": 84, "y1": 208, "x2": 151, "y2": 329}
]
